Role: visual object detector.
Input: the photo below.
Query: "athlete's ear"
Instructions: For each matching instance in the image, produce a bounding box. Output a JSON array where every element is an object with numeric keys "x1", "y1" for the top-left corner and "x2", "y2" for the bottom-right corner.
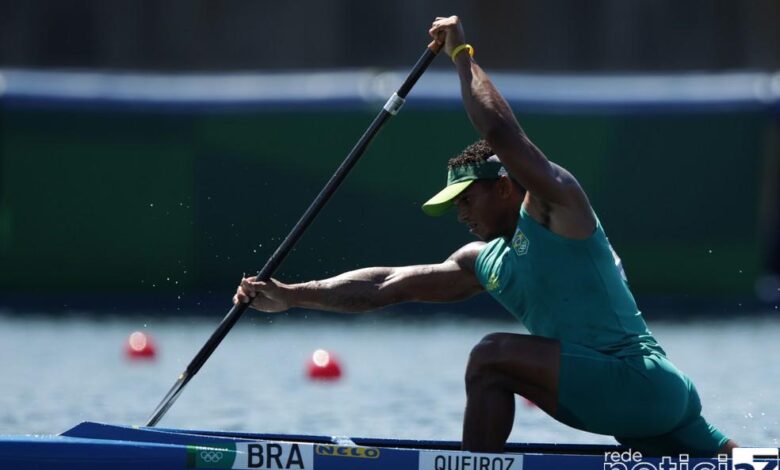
[{"x1": 497, "y1": 176, "x2": 513, "y2": 199}]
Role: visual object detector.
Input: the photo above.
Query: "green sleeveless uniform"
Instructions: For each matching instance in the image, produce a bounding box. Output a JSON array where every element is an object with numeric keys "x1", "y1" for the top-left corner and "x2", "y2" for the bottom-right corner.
[{"x1": 475, "y1": 206, "x2": 727, "y2": 456}]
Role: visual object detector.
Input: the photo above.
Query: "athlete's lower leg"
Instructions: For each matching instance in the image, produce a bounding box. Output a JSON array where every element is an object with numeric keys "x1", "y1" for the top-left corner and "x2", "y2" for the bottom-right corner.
[{"x1": 462, "y1": 373, "x2": 515, "y2": 452}]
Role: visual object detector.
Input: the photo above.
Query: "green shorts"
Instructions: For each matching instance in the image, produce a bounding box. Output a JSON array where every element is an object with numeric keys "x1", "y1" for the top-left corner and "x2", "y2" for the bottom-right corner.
[{"x1": 555, "y1": 341, "x2": 728, "y2": 457}]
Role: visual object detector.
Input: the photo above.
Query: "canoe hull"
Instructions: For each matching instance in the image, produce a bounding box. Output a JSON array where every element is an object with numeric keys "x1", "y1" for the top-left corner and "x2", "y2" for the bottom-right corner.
[{"x1": 0, "y1": 422, "x2": 739, "y2": 470}]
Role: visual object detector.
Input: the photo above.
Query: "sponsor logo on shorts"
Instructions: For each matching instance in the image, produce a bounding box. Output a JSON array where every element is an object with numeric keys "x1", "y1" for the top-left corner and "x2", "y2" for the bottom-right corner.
[
  {"x1": 419, "y1": 450, "x2": 521, "y2": 470},
  {"x1": 315, "y1": 444, "x2": 380, "y2": 458}
]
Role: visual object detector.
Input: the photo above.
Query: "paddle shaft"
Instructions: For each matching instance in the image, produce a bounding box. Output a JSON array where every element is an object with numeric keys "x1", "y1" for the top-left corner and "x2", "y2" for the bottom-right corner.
[{"x1": 145, "y1": 41, "x2": 441, "y2": 427}]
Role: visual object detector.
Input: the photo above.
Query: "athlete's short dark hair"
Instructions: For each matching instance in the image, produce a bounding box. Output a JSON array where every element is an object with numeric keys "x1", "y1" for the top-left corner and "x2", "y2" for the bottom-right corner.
[
  {"x1": 447, "y1": 139, "x2": 526, "y2": 193},
  {"x1": 447, "y1": 139, "x2": 494, "y2": 169}
]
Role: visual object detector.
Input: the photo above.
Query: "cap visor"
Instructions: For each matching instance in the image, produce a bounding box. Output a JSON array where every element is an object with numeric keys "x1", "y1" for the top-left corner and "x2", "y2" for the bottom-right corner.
[{"x1": 421, "y1": 180, "x2": 474, "y2": 217}]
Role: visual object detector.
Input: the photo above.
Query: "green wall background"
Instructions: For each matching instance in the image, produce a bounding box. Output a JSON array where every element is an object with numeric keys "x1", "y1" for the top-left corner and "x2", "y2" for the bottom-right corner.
[{"x1": 0, "y1": 104, "x2": 775, "y2": 304}]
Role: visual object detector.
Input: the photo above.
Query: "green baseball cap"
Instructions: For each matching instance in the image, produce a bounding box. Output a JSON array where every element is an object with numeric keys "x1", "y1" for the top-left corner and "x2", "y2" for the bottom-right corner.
[{"x1": 421, "y1": 156, "x2": 505, "y2": 216}]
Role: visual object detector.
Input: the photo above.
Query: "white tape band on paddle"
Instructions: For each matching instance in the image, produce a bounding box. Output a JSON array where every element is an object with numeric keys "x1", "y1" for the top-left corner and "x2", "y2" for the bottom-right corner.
[{"x1": 383, "y1": 93, "x2": 405, "y2": 115}]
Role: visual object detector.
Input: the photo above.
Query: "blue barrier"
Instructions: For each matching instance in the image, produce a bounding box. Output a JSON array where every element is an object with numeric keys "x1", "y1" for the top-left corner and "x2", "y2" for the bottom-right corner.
[{"x1": 1, "y1": 69, "x2": 779, "y2": 115}]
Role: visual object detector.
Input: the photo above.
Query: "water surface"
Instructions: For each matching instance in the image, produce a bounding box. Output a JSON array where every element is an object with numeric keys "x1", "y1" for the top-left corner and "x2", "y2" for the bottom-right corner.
[{"x1": 0, "y1": 311, "x2": 777, "y2": 447}]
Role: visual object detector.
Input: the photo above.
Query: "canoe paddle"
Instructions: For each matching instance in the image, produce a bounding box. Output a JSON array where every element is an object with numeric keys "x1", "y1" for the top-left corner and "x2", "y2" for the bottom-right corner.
[{"x1": 145, "y1": 40, "x2": 442, "y2": 427}]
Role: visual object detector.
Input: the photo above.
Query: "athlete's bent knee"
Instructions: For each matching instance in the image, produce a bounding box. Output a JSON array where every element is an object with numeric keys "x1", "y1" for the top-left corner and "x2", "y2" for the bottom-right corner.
[{"x1": 465, "y1": 333, "x2": 508, "y2": 386}]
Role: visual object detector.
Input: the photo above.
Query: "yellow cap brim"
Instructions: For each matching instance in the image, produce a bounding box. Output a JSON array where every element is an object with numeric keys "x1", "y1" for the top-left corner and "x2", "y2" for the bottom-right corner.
[{"x1": 421, "y1": 180, "x2": 474, "y2": 217}]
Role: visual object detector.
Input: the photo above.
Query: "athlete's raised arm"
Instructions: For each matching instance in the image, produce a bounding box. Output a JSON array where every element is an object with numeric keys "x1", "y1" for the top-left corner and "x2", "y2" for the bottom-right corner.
[
  {"x1": 233, "y1": 242, "x2": 485, "y2": 313},
  {"x1": 429, "y1": 16, "x2": 595, "y2": 238}
]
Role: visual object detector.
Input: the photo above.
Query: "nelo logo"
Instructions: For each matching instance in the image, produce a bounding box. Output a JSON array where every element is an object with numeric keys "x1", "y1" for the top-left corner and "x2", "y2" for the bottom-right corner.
[{"x1": 315, "y1": 444, "x2": 380, "y2": 459}]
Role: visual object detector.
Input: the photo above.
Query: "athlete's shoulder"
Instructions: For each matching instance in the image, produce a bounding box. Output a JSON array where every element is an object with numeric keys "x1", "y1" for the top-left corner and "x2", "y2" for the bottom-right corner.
[
  {"x1": 524, "y1": 164, "x2": 596, "y2": 239},
  {"x1": 535, "y1": 162, "x2": 592, "y2": 211}
]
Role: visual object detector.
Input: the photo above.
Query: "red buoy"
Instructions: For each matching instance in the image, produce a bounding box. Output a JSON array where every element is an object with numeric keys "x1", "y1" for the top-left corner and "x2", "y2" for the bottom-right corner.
[
  {"x1": 125, "y1": 331, "x2": 157, "y2": 360},
  {"x1": 306, "y1": 349, "x2": 342, "y2": 380}
]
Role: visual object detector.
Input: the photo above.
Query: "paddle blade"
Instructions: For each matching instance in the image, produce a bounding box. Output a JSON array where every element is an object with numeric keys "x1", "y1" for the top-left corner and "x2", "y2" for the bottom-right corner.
[{"x1": 145, "y1": 371, "x2": 189, "y2": 427}]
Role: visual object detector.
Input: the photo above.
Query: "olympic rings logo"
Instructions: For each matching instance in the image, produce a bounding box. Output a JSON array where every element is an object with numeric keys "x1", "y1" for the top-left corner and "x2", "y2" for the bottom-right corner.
[{"x1": 199, "y1": 450, "x2": 224, "y2": 463}]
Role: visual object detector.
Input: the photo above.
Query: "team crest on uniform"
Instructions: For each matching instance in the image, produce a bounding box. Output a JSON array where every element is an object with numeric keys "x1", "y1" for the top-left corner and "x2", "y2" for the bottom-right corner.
[{"x1": 511, "y1": 229, "x2": 530, "y2": 256}]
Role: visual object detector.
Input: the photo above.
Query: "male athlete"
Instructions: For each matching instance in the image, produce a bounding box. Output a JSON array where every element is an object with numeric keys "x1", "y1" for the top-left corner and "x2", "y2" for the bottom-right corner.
[{"x1": 235, "y1": 16, "x2": 736, "y2": 456}]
